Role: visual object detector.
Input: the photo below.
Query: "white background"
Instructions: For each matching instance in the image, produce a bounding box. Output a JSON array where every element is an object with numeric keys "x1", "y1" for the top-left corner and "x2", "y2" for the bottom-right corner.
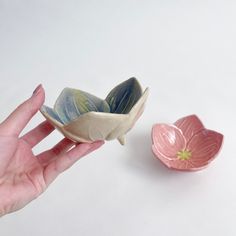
[{"x1": 0, "y1": 1, "x2": 235, "y2": 235}]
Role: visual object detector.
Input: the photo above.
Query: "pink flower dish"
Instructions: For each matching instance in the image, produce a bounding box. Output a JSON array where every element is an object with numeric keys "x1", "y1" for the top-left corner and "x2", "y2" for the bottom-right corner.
[{"x1": 151, "y1": 115, "x2": 223, "y2": 171}]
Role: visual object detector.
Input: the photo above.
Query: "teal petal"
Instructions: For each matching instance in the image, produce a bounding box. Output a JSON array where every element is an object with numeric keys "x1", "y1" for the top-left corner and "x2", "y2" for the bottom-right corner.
[
  {"x1": 54, "y1": 88, "x2": 110, "y2": 124},
  {"x1": 105, "y1": 77, "x2": 142, "y2": 114}
]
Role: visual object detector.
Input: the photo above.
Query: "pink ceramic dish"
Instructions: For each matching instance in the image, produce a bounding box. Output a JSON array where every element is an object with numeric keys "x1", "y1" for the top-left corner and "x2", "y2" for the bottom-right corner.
[{"x1": 151, "y1": 115, "x2": 223, "y2": 171}]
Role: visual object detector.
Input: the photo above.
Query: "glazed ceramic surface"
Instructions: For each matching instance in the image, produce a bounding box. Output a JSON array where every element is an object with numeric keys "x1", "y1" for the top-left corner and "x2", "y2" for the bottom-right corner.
[
  {"x1": 152, "y1": 115, "x2": 223, "y2": 171},
  {"x1": 40, "y1": 78, "x2": 149, "y2": 145}
]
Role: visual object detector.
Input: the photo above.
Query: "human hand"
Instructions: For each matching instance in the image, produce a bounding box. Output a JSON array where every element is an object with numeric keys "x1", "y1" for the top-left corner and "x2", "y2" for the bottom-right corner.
[{"x1": 0, "y1": 85, "x2": 104, "y2": 217}]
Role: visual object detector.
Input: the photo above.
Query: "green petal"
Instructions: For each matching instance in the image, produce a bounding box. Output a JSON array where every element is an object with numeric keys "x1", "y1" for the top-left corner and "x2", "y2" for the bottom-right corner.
[
  {"x1": 105, "y1": 77, "x2": 142, "y2": 114},
  {"x1": 54, "y1": 88, "x2": 110, "y2": 124},
  {"x1": 73, "y1": 89, "x2": 110, "y2": 114}
]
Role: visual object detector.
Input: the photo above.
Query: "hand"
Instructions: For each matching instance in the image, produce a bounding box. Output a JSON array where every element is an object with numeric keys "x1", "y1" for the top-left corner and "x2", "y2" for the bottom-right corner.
[{"x1": 0, "y1": 85, "x2": 104, "y2": 217}]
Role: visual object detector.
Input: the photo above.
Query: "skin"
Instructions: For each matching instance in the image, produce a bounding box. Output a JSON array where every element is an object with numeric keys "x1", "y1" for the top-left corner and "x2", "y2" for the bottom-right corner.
[{"x1": 0, "y1": 85, "x2": 104, "y2": 217}]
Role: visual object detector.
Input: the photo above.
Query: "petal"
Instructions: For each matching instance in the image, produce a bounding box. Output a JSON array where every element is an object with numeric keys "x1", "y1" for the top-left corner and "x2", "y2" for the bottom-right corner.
[
  {"x1": 174, "y1": 115, "x2": 205, "y2": 143},
  {"x1": 40, "y1": 105, "x2": 63, "y2": 124},
  {"x1": 73, "y1": 89, "x2": 110, "y2": 113},
  {"x1": 152, "y1": 124, "x2": 186, "y2": 158},
  {"x1": 105, "y1": 77, "x2": 142, "y2": 114},
  {"x1": 54, "y1": 88, "x2": 110, "y2": 124},
  {"x1": 129, "y1": 88, "x2": 149, "y2": 129},
  {"x1": 187, "y1": 129, "x2": 223, "y2": 165},
  {"x1": 152, "y1": 145, "x2": 172, "y2": 167},
  {"x1": 152, "y1": 145, "x2": 195, "y2": 170},
  {"x1": 63, "y1": 112, "x2": 128, "y2": 143}
]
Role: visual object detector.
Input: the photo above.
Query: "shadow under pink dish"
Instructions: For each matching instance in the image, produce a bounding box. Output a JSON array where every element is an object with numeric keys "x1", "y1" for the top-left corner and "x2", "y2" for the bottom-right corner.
[{"x1": 151, "y1": 115, "x2": 223, "y2": 171}]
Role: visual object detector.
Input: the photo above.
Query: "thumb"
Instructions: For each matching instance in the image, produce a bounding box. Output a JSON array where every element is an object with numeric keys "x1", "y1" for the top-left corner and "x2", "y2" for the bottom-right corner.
[{"x1": 0, "y1": 84, "x2": 45, "y2": 136}]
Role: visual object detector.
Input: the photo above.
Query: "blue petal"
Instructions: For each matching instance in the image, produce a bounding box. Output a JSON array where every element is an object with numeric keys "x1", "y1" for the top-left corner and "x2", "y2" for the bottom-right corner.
[
  {"x1": 54, "y1": 88, "x2": 110, "y2": 124},
  {"x1": 41, "y1": 105, "x2": 63, "y2": 124}
]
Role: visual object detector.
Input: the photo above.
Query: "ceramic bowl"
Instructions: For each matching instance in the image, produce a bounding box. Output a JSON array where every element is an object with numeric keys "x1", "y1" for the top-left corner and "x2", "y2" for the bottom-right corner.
[
  {"x1": 151, "y1": 115, "x2": 223, "y2": 171},
  {"x1": 40, "y1": 77, "x2": 149, "y2": 145}
]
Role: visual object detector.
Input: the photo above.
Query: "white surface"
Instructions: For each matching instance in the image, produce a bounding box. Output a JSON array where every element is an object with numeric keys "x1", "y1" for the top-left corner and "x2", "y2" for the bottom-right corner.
[{"x1": 0, "y1": 1, "x2": 235, "y2": 235}]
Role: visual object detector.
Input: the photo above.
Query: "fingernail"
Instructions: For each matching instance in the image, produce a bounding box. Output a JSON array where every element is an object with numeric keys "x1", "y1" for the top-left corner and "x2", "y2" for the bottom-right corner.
[
  {"x1": 96, "y1": 140, "x2": 105, "y2": 145},
  {"x1": 90, "y1": 140, "x2": 105, "y2": 150},
  {"x1": 77, "y1": 140, "x2": 104, "y2": 152},
  {"x1": 32, "y1": 84, "x2": 43, "y2": 96},
  {"x1": 77, "y1": 142, "x2": 93, "y2": 150}
]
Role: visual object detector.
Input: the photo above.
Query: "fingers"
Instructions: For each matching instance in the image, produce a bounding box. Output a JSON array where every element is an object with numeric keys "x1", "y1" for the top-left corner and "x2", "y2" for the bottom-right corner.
[
  {"x1": 37, "y1": 138, "x2": 75, "y2": 166},
  {"x1": 21, "y1": 121, "x2": 55, "y2": 148},
  {"x1": 0, "y1": 84, "x2": 45, "y2": 136},
  {"x1": 43, "y1": 141, "x2": 104, "y2": 185}
]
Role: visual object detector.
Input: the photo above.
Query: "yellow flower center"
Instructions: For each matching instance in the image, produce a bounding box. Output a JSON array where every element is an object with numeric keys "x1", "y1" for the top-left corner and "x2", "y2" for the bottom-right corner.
[{"x1": 177, "y1": 150, "x2": 192, "y2": 160}]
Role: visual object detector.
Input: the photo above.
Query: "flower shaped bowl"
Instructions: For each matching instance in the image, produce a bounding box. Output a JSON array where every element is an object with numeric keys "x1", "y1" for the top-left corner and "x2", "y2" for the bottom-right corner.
[
  {"x1": 151, "y1": 115, "x2": 223, "y2": 171},
  {"x1": 40, "y1": 78, "x2": 149, "y2": 145}
]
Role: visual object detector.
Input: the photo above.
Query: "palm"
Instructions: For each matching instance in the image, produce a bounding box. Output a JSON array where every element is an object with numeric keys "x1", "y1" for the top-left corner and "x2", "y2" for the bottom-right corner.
[
  {"x1": 0, "y1": 85, "x2": 103, "y2": 217},
  {"x1": 0, "y1": 137, "x2": 46, "y2": 213}
]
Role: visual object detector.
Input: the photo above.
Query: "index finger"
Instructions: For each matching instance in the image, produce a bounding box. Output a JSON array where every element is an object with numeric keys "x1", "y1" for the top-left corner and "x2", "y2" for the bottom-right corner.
[{"x1": 0, "y1": 85, "x2": 44, "y2": 136}]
